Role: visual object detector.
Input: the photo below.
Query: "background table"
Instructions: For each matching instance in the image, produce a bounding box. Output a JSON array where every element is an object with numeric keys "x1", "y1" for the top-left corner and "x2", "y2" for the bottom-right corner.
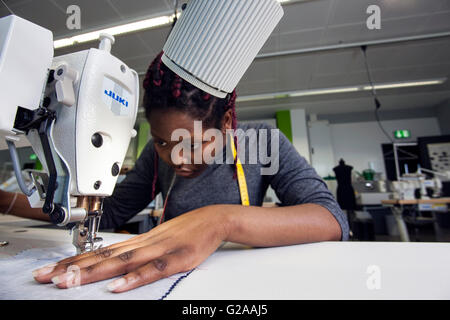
[{"x1": 382, "y1": 198, "x2": 450, "y2": 242}]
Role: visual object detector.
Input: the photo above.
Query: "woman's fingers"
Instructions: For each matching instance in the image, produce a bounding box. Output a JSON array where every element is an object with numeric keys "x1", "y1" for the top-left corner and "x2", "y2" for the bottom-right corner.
[
  {"x1": 33, "y1": 241, "x2": 150, "y2": 283},
  {"x1": 106, "y1": 251, "x2": 193, "y2": 293},
  {"x1": 32, "y1": 231, "x2": 163, "y2": 282},
  {"x1": 51, "y1": 243, "x2": 170, "y2": 289},
  {"x1": 57, "y1": 232, "x2": 153, "y2": 265}
]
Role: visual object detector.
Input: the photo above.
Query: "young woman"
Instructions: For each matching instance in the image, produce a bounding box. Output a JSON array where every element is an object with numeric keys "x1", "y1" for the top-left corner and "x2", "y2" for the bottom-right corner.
[{"x1": 3, "y1": 52, "x2": 348, "y2": 293}]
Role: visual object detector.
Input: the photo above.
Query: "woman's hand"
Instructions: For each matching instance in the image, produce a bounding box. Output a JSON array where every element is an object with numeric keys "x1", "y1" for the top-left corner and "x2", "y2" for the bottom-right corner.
[{"x1": 32, "y1": 204, "x2": 231, "y2": 293}]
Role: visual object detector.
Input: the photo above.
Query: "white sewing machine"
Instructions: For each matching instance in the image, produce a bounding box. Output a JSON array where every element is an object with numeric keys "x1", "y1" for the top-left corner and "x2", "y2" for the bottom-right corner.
[
  {"x1": 0, "y1": 15, "x2": 139, "y2": 253},
  {"x1": 391, "y1": 168, "x2": 450, "y2": 200}
]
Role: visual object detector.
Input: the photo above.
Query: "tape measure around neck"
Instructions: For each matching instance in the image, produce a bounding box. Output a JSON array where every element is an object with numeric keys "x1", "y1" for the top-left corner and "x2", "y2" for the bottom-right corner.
[{"x1": 229, "y1": 133, "x2": 250, "y2": 206}]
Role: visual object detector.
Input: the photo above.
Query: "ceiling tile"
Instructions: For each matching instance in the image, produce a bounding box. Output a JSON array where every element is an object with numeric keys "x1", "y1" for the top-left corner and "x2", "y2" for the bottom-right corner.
[
  {"x1": 321, "y1": 23, "x2": 367, "y2": 45},
  {"x1": 376, "y1": 0, "x2": 448, "y2": 18},
  {"x1": 236, "y1": 79, "x2": 279, "y2": 96},
  {"x1": 135, "y1": 26, "x2": 171, "y2": 55},
  {"x1": 329, "y1": 0, "x2": 374, "y2": 26},
  {"x1": 314, "y1": 49, "x2": 365, "y2": 76},
  {"x1": 278, "y1": 0, "x2": 332, "y2": 33},
  {"x1": 2, "y1": 0, "x2": 66, "y2": 37},
  {"x1": 418, "y1": 11, "x2": 450, "y2": 34},
  {"x1": 240, "y1": 59, "x2": 278, "y2": 83},
  {"x1": 110, "y1": 33, "x2": 152, "y2": 61},
  {"x1": 122, "y1": 53, "x2": 155, "y2": 74},
  {"x1": 259, "y1": 34, "x2": 279, "y2": 54},
  {"x1": 410, "y1": 63, "x2": 450, "y2": 79},
  {"x1": 277, "y1": 28, "x2": 325, "y2": 51},
  {"x1": 108, "y1": 0, "x2": 171, "y2": 20}
]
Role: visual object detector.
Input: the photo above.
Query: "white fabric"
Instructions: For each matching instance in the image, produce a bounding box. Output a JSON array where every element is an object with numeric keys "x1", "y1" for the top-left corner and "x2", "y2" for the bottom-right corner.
[{"x1": 0, "y1": 245, "x2": 190, "y2": 300}]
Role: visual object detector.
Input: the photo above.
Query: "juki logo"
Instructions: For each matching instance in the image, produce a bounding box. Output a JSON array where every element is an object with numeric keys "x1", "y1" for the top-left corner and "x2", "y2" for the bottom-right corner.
[{"x1": 104, "y1": 90, "x2": 129, "y2": 107}]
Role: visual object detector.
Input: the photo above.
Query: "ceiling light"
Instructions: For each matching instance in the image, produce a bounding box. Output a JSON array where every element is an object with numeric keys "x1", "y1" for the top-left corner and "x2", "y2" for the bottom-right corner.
[
  {"x1": 236, "y1": 78, "x2": 446, "y2": 102},
  {"x1": 54, "y1": 14, "x2": 175, "y2": 49},
  {"x1": 364, "y1": 79, "x2": 445, "y2": 90},
  {"x1": 289, "y1": 87, "x2": 361, "y2": 97}
]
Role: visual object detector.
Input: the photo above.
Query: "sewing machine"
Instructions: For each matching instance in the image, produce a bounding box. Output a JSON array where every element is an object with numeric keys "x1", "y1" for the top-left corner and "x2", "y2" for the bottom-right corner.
[
  {"x1": 391, "y1": 168, "x2": 450, "y2": 200},
  {"x1": 0, "y1": 15, "x2": 139, "y2": 254}
]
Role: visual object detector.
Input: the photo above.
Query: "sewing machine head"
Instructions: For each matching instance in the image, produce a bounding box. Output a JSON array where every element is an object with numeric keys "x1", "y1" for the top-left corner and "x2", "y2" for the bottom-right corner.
[
  {"x1": 392, "y1": 171, "x2": 449, "y2": 200},
  {"x1": 0, "y1": 15, "x2": 139, "y2": 254}
]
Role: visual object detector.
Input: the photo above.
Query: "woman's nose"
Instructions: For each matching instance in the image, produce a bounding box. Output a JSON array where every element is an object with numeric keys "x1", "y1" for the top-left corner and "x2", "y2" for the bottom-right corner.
[{"x1": 171, "y1": 148, "x2": 190, "y2": 166}]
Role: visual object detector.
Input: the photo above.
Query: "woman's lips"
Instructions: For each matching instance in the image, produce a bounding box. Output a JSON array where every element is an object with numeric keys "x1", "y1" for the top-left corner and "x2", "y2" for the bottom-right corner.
[{"x1": 174, "y1": 167, "x2": 195, "y2": 177}]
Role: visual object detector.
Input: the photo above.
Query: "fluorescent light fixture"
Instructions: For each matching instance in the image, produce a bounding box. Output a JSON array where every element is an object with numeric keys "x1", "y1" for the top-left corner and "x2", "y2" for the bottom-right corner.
[
  {"x1": 236, "y1": 87, "x2": 361, "y2": 102},
  {"x1": 364, "y1": 79, "x2": 445, "y2": 90},
  {"x1": 54, "y1": 14, "x2": 175, "y2": 49},
  {"x1": 290, "y1": 86, "x2": 361, "y2": 97},
  {"x1": 236, "y1": 78, "x2": 446, "y2": 102}
]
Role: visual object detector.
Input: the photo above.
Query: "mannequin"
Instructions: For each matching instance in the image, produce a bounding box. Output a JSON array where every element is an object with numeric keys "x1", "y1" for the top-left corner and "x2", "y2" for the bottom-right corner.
[{"x1": 333, "y1": 159, "x2": 357, "y2": 230}]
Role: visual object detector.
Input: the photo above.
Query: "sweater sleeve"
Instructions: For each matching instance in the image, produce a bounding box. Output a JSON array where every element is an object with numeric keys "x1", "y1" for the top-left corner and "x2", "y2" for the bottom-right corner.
[
  {"x1": 100, "y1": 141, "x2": 158, "y2": 229},
  {"x1": 263, "y1": 125, "x2": 349, "y2": 241}
]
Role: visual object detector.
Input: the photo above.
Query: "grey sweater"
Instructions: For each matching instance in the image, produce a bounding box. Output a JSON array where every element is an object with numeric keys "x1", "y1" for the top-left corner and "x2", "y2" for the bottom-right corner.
[{"x1": 101, "y1": 122, "x2": 349, "y2": 240}]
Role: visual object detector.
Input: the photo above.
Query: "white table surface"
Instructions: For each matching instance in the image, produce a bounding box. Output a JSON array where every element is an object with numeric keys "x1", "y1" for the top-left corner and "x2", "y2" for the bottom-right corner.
[{"x1": 1, "y1": 222, "x2": 450, "y2": 300}]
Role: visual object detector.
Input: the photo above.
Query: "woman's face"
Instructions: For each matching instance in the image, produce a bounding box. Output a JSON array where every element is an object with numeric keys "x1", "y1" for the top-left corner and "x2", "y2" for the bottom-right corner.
[{"x1": 148, "y1": 108, "x2": 232, "y2": 178}]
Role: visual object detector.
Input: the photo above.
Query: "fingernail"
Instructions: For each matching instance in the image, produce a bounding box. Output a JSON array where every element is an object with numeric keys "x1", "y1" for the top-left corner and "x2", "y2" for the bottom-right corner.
[
  {"x1": 107, "y1": 278, "x2": 127, "y2": 292},
  {"x1": 32, "y1": 263, "x2": 57, "y2": 277},
  {"x1": 51, "y1": 275, "x2": 62, "y2": 285},
  {"x1": 51, "y1": 272, "x2": 74, "y2": 285}
]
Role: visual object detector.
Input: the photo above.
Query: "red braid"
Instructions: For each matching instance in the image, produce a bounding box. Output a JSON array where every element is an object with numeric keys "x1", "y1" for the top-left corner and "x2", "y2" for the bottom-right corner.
[
  {"x1": 172, "y1": 74, "x2": 182, "y2": 98},
  {"x1": 143, "y1": 51, "x2": 164, "y2": 89},
  {"x1": 225, "y1": 90, "x2": 238, "y2": 179}
]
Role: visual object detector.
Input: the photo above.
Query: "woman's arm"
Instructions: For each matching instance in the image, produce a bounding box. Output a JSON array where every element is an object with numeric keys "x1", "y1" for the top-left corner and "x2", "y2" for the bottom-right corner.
[
  {"x1": 0, "y1": 189, "x2": 50, "y2": 222},
  {"x1": 222, "y1": 203, "x2": 342, "y2": 246}
]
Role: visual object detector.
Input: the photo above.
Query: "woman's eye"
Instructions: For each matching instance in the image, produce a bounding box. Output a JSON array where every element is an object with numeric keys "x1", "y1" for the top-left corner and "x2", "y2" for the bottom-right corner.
[{"x1": 157, "y1": 141, "x2": 167, "y2": 147}]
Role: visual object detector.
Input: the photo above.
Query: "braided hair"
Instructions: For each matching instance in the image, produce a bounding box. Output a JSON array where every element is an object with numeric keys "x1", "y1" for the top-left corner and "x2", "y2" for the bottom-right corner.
[{"x1": 143, "y1": 52, "x2": 238, "y2": 199}]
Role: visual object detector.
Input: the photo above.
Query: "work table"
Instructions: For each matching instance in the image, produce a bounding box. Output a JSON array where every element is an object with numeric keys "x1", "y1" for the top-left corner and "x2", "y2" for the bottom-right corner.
[
  {"x1": 382, "y1": 198, "x2": 450, "y2": 205},
  {"x1": 1, "y1": 217, "x2": 450, "y2": 299}
]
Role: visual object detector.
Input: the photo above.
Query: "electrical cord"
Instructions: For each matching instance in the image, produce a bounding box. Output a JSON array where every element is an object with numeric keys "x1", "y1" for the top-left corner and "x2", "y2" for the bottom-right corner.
[
  {"x1": 166, "y1": 0, "x2": 180, "y2": 40},
  {"x1": 361, "y1": 45, "x2": 394, "y2": 144},
  {"x1": 172, "y1": 0, "x2": 180, "y2": 26},
  {"x1": 0, "y1": 0, "x2": 15, "y2": 15}
]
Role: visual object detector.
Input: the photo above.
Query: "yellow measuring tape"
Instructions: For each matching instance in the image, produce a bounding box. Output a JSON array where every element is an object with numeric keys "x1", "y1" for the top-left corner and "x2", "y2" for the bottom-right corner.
[{"x1": 229, "y1": 133, "x2": 250, "y2": 206}]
